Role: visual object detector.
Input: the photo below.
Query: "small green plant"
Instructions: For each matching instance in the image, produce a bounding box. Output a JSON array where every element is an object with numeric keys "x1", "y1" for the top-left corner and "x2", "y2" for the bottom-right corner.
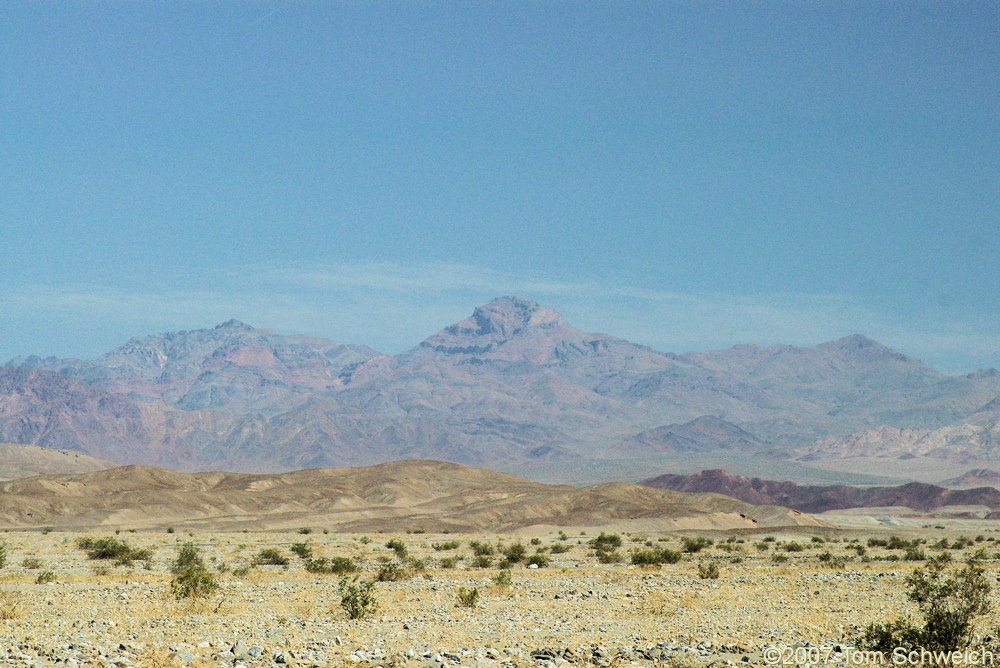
[
  {"x1": 298, "y1": 527, "x2": 312, "y2": 535},
  {"x1": 440, "y1": 556, "x2": 458, "y2": 569},
  {"x1": 526, "y1": 554, "x2": 549, "y2": 568},
  {"x1": 469, "y1": 540, "x2": 495, "y2": 556},
  {"x1": 35, "y1": 570, "x2": 56, "y2": 584},
  {"x1": 290, "y1": 542, "x2": 313, "y2": 559},
  {"x1": 530, "y1": 537, "x2": 542, "y2": 545},
  {"x1": 169, "y1": 544, "x2": 218, "y2": 601},
  {"x1": 697, "y1": 562, "x2": 720, "y2": 579},
  {"x1": 385, "y1": 539, "x2": 407, "y2": 558},
  {"x1": 472, "y1": 555, "x2": 492, "y2": 568},
  {"x1": 76, "y1": 536, "x2": 152, "y2": 567},
  {"x1": 631, "y1": 548, "x2": 682, "y2": 566},
  {"x1": 860, "y1": 554, "x2": 991, "y2": 653},
  {"x1": 21, "y1": 558, "x2": 42, "y2": 569},
  {"x1": 596, "y1": 549, "x2": 623, "y2": 564},
  {"x1": 550, "y1": 544, "x2": 570, "y2": 555},
  {"x1": 306, "y1": 556, "x2": 358, "y2": 575},
  {"x1": 502, "y1": 543, "x2": 526, "y2": 563},
  {"x1": 491, "y1": 569, "x2": 512, "y2": 587},
  {"x1": 166, "y1": 526, "x2": 175, "y2": 534},
  {"x1": 359, "y1": 536, "x2": 371, "y2": 544},
  {"x1": 589, "y1": 533, "x2": 622, "y2": 550},
  {"x1": 432, "y1": 540, "x2": 461, "y2": 551},
  {"x1": 782, "y1": 541, "x2": 804, "y2": 552},
  {"x1": 456, "y1": 586, "x2": 479, "y2": 608},
  {"x1": 376, "y1": 562, "x2": 409, "y2": 582},
  {"x1": 681, "y1": 537, "x2": 713, "y2": 554},
  {"x1": 339, "y1": 576, "x2": 377, "y2": 619},
  {"x1": 254, "y1": 548, "x2": 290, "y2": 566},
  {"x1": 772, "y1": 553, "x2": 788, "y2": 563}
]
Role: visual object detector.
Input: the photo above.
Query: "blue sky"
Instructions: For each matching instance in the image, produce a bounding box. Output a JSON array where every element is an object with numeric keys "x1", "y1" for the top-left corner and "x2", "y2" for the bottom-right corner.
[{"x1": 2, "y1": 2, "x2": 998, "y2": 372}]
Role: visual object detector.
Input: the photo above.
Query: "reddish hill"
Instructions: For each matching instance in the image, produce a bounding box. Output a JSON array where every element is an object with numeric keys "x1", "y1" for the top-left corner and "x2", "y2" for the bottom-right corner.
[{"x1": 640, "y1": 469, "x2": 1000, "y2": 513}]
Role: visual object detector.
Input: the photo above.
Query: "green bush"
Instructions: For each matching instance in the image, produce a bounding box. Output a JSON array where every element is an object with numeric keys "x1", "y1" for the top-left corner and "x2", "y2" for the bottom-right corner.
[
  {"x1": 339, "y1": 576, "x2": 377, "y2": 619},
  {"x1": 253, "y1": 548, "x2": 289, "y2": 566},
  {"x1": 681, "y1": 537, "x2": 713, "y2": 554},
  {"x1": 491, "y1": 570, "x2": 512, "y2": 587},
  {"x1": 472, "y1": 555, "x2": 492, "y2": 568},
  {"x1": 35, "y1": 570, "x2": 56, "y2": 584},
  {"x1": 631, "y1": 548, "x2": 682, "y2": 566},
  {"x1": 469, "y1": 541, "x2": 495, "y2": 556},
  {"x1": 440, "y1": 556, "x2": 459, "y2": 569},
  {"x1": 21, "y1": 558, "x2": 42, "y2": 569},
  {"x1": 375, "y1": 562, "x2": 409, "y2": 582},
  {"x1": 549, "y1": 544, "x2": 570, "y2": 555},
  {"x1": 596, "y1": 548, "x2": 623, "y2": 564},
  {"x1": 306, "y1": 556, "x2": 358, "y2": 575},
  {"x1": 782, "y1": 541, "x2": 804, "y2": 552},
  {"x1": 76, "y1": 537, "x2": 152, "y2": 567},
  {"x1": 0, "y1": 542, "x2": 7, "y2": 569},
  {"x1": 290, "y1": 542, "x2": 313, "y2": 559},
  {"x1": 385, "y1": 539, "x2": 407, "y2": 558},
  {"x1": 169, "y1": 545, "x2": 218, "y2": 601},
  {"x1": 697, "y1": 562, "x2": 720, "y2": 579},
  {"x1": 432, "y1": 540, "x2": 461, "y2": 551},
  {"x1": 525, "y1": 554, "x2": 549, "y2": 568},
  {"x1": 860, "y1": 555, "x2": 991, "y2": 653},
  {"x1": 456, "y1": 586, "x2": 480, "y2": 608},
  {"x1": 868, "y1": 537, "x2": 888, "y2": 548},
  {"x1": 502, "y1": 543, "x2": 527, "y2": 563},
  {"x1": 589, "y1": 533, "x2": 622, "y2": 550}
]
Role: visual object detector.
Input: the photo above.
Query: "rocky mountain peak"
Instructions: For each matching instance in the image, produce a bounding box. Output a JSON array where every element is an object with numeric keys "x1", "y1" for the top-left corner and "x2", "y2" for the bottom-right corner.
[
  {"x1": 214, "y1": 319, "x2": 255, "y2": 332},
  {"x1": 466, "y1": 296, "x2": 568, "y2": 338}
]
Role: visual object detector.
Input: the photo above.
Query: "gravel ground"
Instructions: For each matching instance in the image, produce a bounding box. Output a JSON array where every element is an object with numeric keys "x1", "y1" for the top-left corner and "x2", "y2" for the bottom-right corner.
[{"x1": 1, "y1": 529, "x2": 999, "y2": 667}]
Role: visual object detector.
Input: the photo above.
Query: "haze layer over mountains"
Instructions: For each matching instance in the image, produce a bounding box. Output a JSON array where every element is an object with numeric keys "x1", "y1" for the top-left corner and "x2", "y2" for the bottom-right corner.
[{"x1": 4, "y1": 297, "x2": 999, "y2": 484}]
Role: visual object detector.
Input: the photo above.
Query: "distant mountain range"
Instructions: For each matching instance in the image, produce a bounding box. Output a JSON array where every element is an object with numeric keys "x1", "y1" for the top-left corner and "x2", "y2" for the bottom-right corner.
[
  {"x1": 3, "y1": 296, "x2": 999, "y2": 481},
  {"x1": 640, "y1": 469, "x2": 1000, "y2": 514}
]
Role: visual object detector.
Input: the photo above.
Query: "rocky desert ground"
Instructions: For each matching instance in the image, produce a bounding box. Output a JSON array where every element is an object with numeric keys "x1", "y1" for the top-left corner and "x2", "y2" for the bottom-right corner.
[{"x1": 2, "y1": 521, "x2": 999, "y2": 668}]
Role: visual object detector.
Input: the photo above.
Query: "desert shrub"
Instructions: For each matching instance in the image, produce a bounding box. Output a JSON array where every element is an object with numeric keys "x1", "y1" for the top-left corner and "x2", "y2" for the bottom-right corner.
[
  {"x1": 631, "y1": 548, "x2": 682, "y2": 566},
  {"x1": 589, "y1": 533, "x2": 622, "y2": 550},
  {"x1": 21, "y1": 558, "x2": 42, "y2": 569},
  {"x1": 730, "y1": 556, "x2": 744, "y2": 564},
  {"x1": 359, "y1": 536, "x2": 371, "y2": 544},
  {"x1": 530, "y1": 537, "x2": 542, "y2": 545},
  {"x1": 306, "y1": 556, "x2": 358, "y2": 575},
  {"x1": 35, "y1": 570, "x2": 56, "y2": 584},
  {"x1": 860, "y1": 554, "x2": 991, "y2": 653},
  {"x1": 952, "y1": 537, "x2": 974, "y2": 550},
  {"x1": 456, "y1": 586, "x2": 479, "y2": 608},
  {"x1": 868, "y1": 537, "x2": 888, "y2": 548},
  {"x1": 376, "y1": 562, "x2": 409, "y2": 582},
  {"x1": 772, "y1": 554, "x2": 788, "y2": 564},
  {"x1": 290, "y1": 542, "x2": 313, "y2": 559},
  {"x1": 170, "y1": 543, "x2": 204, "y2": 574},
  {"x1": 254, "y1": 548, "x2": 289, "y2": 566},
  {"x1": 169, "y1": 545, "x2": 218, "y2": 601},
  {"x1": 0, "y1": 592, "x2": 21, "y2": 619},
  {"x1": 904, "y1": 547, "x2": 927, "y2": 561},
  {"x1": 232, "y1": 564, "x2": 253, "y2": 577},
  {"x1": 432, "y1": 540, "x2": 461, "y2": 551},
  {"x1": 502, "y1": 543, "x2": 527, "y2": 563},
  {"x1": 681, "y1": 537, "x2": 713, "y2": 553},
  {"x1": 407, "y1": 557, "x2": 427, "y2": 572},
  {"x1": 491, "y1": 569, "x2": 512, "y2": 587},
  {"x1": 783, "y1": 541, "x2": 804, "y2": 552},
  {"x1": 697, "y1": 562, "x2": 720, "y2": 579},
  {"x1": 165, "y1": 526, "x2": 175, "y2": 534},
  {"x1": 596, "y1": 549, "x2": 623, "y2": 564},
  {"x1": 472, "y1": 555, "x2": 492, "y2": 568},
  {"x1": 526, "y1": 554, "x2": 549, "y2": 568},
  {"x1": 339, "y1": 576, "x2": 377, "y2": 619},
  {"x1": 469, "y1": 541, "x2": 495, "y2": 556},
  {"x1": 811, "y1": 536, "x2": 825, "y2": 544},
  {"x1": 298, "y1": 527, "x2": 312, "y2": 535},
  {"x1": 77, "y1": 537, "x2": 152, "y2": 567},
  {"x1": 886, "y1": 536, "x2": 917, "y2": 550},
  {"x1": 557, "y1": 531, "x2": 569, "y2": 541},
  {"x1": 0, "y1": 543, "x2": 7, "y2": 569},
  {"x1": 440, "y1": 556, "x2": 458, "y2": 569},
  {"x1": 754, "y1": 541, "x2": 771, "y2": 552},
  {"x1": 385, "y1": 539, "x2": 407, "y2": 558},
  {"x1": 550, "y1": 544, "x2": 570, "y2": 555},
  {"x1": 850, "y1": 544, "x2": 867, "y2": 556}
]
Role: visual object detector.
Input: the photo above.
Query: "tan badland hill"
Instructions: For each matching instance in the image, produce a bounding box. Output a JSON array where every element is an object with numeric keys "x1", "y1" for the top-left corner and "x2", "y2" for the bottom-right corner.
[
  {"x1": 0, "y1": 459, "x2": 821, "y2": 532},
  {"x1": 0, "y1": 442, "x2": 113, "y2": 480}
]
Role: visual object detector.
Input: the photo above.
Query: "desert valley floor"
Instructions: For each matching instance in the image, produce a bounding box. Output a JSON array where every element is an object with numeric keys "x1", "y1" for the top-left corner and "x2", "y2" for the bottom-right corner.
[{"x1": 2, "y1": 520, "x2": 1000, "y2": 668}]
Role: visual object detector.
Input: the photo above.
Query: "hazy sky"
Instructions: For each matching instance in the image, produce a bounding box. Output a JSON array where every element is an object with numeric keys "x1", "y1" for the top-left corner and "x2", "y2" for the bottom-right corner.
[{"x1": 2, "y1": 2, "x2": 998, "y2": 372}]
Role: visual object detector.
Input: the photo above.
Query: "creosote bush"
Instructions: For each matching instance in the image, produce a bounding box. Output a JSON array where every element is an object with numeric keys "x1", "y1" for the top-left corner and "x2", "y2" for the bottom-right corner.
[
  {"x1": 169, "y1": 544, "x2": 218, "y2": 601},
  {"x1": 253, "y1": 548, "x2": 289, "y2": 566},
  {"x1": 861, "y1": 554, "x2": 992, "y2": 654},
  {"x1": 306, "y1": 556, "x2": 358, "y2": 575},
  {"x1": 697, "y1": 562, "x2": 720, "y2": 579},
  {"x1": 631, "y1": 547, "x2": 682, "y2": 566},
  {"x1": 681, "y1": 537, "x2": 713, "y2": 554},
  {"x1": 456, "y1": 587, "x2": 480, "y2": 608},
  {"x1": 385, "y1": 539, "x2": 407, "y2": 558},
  {"x1": 290, "y1": 542, "x2": 313, "y2": 559},
  {"x1": 76, "y1": 536, "x2": 152, "y2": 567},
  {"x1": 339, "y1": 576, "x2": 378, "y2": 620},
  {"x1": 35, "y1": 570, "x2": 56, "y2": 584}
]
